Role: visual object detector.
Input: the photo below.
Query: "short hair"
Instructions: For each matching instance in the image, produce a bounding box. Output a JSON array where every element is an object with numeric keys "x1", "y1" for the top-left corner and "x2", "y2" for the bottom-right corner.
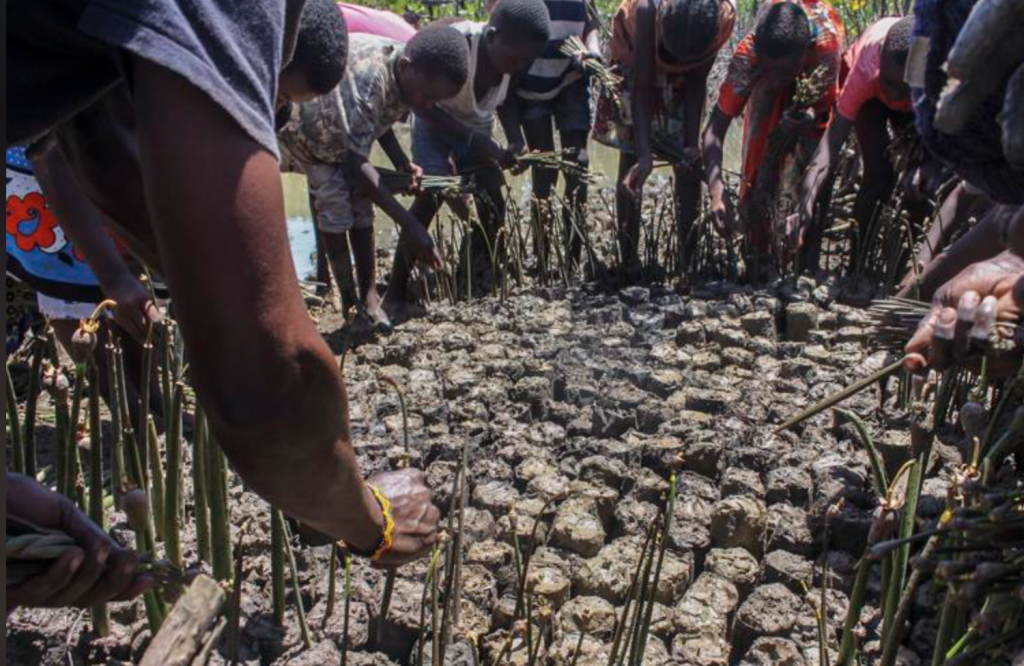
[
  {"x1": 881, "y1": 16, "x2": 914, "y2": 68},
  {"x1": 286, "y1": 0, "x2": 349, "y2": 94},
  {"x1": 661, "y1": 0, "x2": 724, "y2": 62},
  {"x1": 489, "y1": 0, "x2": 551, "y2": 45},
  {"x1": 405, "y1": 24, "x2": 471, "y2": 88},
  {"x1": 754, "y1": 2, "x2": 811, "y2": 59}
]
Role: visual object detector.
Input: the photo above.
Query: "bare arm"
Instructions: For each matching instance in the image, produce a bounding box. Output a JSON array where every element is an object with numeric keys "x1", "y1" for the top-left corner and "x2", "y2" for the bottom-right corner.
[
  {"x1": 898, "y1": 204, "x2": 1015, "y2": 301},
  {"x1": 701, "y1": 107, "x2": 736, "y2": 234},
  {"x1": 378, "y1": 129, "x2": 412, "y2": 170},
  {"x1": 497, "y1": 87, "x2": 526, "y2": 152},
  {"x1": 798, "y1": 113, "x2": 852, "y2": 222},
  {"x1": 129, "y1": 57, "x2": 438, "y2": 562},
  {"x1": 624, "y1": 0, "x2": 657, "y2": 197},
  {"x1": 31, "y1": 147, "x2": 160, "y2": 341},
  {"x1": 418, "y1": 107, "x2": 503, "y2": 164}
]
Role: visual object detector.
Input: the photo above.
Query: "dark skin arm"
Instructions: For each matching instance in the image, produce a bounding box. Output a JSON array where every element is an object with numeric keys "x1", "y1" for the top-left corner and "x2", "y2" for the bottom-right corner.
[
  {"x1": 7, "y1": 473, "x2": 154, "y2": 608},
  {"x1": 497, "y1": 84, "x2": 526, "y2": 156},
  {"x1": 31, "y1": 148, "x2": 160, "y2": 342},
  {"x1": 418, "y1": 107, "x2": 515, "y2": 168},
  {"x1": 898, "y1": 204, "x2": 1015, "y2": 301},
  {"x1": 622, "y1": 0, "x2": 656, "y2": 199},
  {"x1": 117, "y1": 57, "x2": 438, "y2": 564},
  {"x1": 52, "y1": 86, "x2": 164, "y2": 273},
  {"x1": 701, "y1": 106, "x2": 738, "y2": 236},
  {"x1": 345, "y1": 151, "x2": 442, "y2": 269},
  {"x1": 795, "y1": 114, "x2": 852, "y2": 236}
]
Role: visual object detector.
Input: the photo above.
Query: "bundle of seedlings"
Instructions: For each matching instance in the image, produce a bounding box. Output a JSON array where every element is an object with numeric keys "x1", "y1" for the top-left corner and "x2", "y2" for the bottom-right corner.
[
  {"x1": 6, "y1": 518, "x2": 195, "y2": 590},
  {"x1": 559, "y1": 35, "x2": 623, "y2": 101},
  {"x1": 740, "y1": 64, "x2": 832, "y2": 270},
  {"x1": 650, "y1": 132, "x2": 700, "y2": 172},
  {"x1": 377, "y1": 168, "x2": 477, "y2": 199},
  {"x1": 515, "y1": 150, "x2": 598, "y2": 184}
]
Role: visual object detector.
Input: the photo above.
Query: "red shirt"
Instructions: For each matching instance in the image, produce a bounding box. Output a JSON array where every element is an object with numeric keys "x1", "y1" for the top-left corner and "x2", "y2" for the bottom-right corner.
[
  {"x1": 837, "y1": 17, "x2": 912, "y2": 121},
  {"x1": 716, "y1": 0, "x2": 845, "y2": 198}
]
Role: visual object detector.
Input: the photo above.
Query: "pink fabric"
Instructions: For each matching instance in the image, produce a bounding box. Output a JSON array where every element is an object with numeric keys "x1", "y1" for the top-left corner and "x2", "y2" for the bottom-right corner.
[
  {"x1": 338, "y1": 3, "x2": 416, "y2": 42},
  {"x1": 837, "y1": 17, "x2": 912, "y2": 121}
]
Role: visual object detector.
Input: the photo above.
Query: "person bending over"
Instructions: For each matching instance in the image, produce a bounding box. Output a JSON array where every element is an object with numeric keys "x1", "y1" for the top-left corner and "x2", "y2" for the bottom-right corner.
[
  {"x1": 595, "y1": 0, "x2": 735, "y2": 278},
  {"x1": 385, "y1": 0, "x2": 551, "y2": 318},
  {"x1": 702, "y1": 0, "x2": 844, "y2": 278},
  {"x1": 7, "y1": 0, "x2": 441, "y2": 612},
  {"x1": 792, "y1": 16, "x2": 915, "y2": 265},
  {"x1": 279, "y1": 24, "x2": 470, "y2": 331}
]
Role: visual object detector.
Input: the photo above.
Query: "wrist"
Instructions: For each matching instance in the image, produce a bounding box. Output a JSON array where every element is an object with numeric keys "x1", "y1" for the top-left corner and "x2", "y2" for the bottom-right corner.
[{"x1": 345, "y1": 483, "x2": 386, "y2": 554}]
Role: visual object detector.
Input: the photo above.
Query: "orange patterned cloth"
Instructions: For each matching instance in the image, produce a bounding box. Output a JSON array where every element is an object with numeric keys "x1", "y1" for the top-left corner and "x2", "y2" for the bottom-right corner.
[
  {"x1": 716, "y1": 0, "x2": 845, "y2": 201},
  {"x1": 610, "y1": 0, "x2": 736, "y2": 74}
]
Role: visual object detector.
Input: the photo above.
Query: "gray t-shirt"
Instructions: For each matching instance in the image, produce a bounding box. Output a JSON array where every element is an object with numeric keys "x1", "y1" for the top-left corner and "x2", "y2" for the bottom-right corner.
[{"x1": 7, "y1": 0, "x2": 303, "y2": 158}]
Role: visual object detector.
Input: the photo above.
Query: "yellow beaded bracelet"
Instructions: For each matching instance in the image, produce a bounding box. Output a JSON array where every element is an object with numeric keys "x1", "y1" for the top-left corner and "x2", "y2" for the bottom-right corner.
[{"x1": 367, "y1": 485, "x2": 395, "y2": 562}]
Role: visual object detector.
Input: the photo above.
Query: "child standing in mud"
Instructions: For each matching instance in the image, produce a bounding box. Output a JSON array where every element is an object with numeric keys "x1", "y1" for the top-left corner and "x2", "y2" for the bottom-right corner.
[
  {"x1": 595, "y1": 0, "x2": 736, "y2": 280},
  {"x1": 278, "y1": 25, "x2": 471, "y2": 332},
  {"x1": 702, "y1": 0, "x2": 844, "y2": 280},
  {"x1": 507, "y1": 0, "x2": 603, "y2": 277},
  {"x1": 384, "y1": 0, "x2": 551, "y2": 319},
  {"x1": 791, "y1": 16, "x2": 916, "y2": 266}
]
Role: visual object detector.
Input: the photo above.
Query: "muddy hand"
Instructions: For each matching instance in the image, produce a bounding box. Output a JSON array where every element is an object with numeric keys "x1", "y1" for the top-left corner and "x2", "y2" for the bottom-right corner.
[
  {"x1": 366, "y1": 468, "x2": 441, "y2": 567},
  {"x1": 6, "y1": 473, "x2": 155, "y2": 608},
  {"x1": 904, "y1": 254, "x2": 1024, "y2": 376}
]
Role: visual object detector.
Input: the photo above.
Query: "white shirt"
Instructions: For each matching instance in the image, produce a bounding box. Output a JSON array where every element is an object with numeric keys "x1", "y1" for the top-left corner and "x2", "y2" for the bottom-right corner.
[{"x1": 438, "y1": 21, "x2": 511, "y2": 133}]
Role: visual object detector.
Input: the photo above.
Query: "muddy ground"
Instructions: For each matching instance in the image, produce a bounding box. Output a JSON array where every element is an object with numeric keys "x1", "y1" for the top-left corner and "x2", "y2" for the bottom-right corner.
[
  {"x1": 6, "y1": 177, "x2": 965, "y2": 666},
  {"x1": 7, "y1": 269, "x2": 966, "y2": 666}
]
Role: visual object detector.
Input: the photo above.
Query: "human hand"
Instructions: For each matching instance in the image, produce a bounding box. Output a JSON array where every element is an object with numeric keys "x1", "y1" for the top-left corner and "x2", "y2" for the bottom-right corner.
[
  {"x1": 620, "y1": 156, "x2": 653, "y2": 200},
  {"x1": 904, "y1": 255, "x2": 1023, "y2": 376},
  {"x1": 6, "y1": 473, "x2": 154, "y2": 608},
  {"x1": 572, "y1": 48, "x2": 604, "y2": 73},
  {"x1": 502, "y1": 141, "x2": 528, "y2": 173},
  {"x1": 105, "y1": 274, "x2": 161, "y2": 343},
  {"x1": 366, "y1": 468, "x2": 441, "y2": 567},
  {"x1": 780, "y1": 110, "x2": 816, "y2": 136},
  {"x1": 710, "y1": 190, "x2": 740, "y2": 238},
  {"x1": 402, "y1": 219, "x2": 444, "y2": 271},
  {"x1": 398, "y1": 162, "x2": 424, "y2": 194}
]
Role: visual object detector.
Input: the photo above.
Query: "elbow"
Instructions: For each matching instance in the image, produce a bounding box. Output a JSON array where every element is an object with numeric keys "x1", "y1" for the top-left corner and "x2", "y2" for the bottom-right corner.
[{"x1": 197, "y1": 336, "x2": 343, "y2": 454}]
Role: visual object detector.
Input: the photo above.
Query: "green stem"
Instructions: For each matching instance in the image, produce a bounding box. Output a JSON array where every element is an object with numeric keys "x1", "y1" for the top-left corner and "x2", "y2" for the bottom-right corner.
[
  {"x1": 322, "y1": 542, "x2": 339, "y2": 630},
  {"x1": 162, "y1": 384, "x2": 184, "y2": 568},
  {"x1": 193, "y1": 407, "x2": 212, "y2": 564},
  {"x1": 7, "y1": 361, "x2": 25, "y2": 474},
  {"x1": 342, "y1": 550, "x2": 353, "y2": 666},
  {"x1": 138, "y1": 337, "x2": 153, "y2": 474},
  {"x1": 147, "y1": 416, "x2": 166, "y2": 541},
  {"x1": 206, "y1": 431, "x2": 234, "y2": 582},
  {"x1": 113, "y1": 346, "x2": 142, "y2": 488},
  {"x1": 66, "y1": 364, "x2": 87, "y2": 499},
  {"x1": 87, "y1": 362, "x2": 110, "y2": 637},
  {"x1": 283, "y1": 520, "x2": 312, "y2": 648},
  {"x1": 271, "y1": 507, "x2": 287, "y2": 625},
  {"x1": 835, "y1": 408, "x2": 888, "y2": 495},
  {"x1": 103, "y1": 344, "x2": 125, "y2": 502},
  {"x1": 837, "y1": 556, "x2": 873, "y2": 665},
  {"x1": 22, "y1": 340, "x2": 45, "y2": 479}
]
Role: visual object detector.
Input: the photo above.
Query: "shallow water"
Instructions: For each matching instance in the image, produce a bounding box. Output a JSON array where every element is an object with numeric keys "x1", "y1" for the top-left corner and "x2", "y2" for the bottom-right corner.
[{"x1": 282, "y1": 126, "x2": 742, "y2": 281}]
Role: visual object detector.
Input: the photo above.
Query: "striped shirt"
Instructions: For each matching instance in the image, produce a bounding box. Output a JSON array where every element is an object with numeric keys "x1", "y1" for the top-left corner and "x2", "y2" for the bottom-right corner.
[{"x1": 517, "y1": 0, "x2": 589, "y2": 101}]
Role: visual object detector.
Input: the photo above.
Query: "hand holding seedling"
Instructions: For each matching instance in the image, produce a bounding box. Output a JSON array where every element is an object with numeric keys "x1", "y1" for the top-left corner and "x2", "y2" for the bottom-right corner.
[
  {"x1": 364, "y1": 468, "x2": 441, "y2": 567},
  {"x1": 6, "y1": 473, "x2": 155, "y2": 608},
  {"x1": 106, "y1": 274, "x2": 162, "y2": 343},
  {"x1": 904, "y1": 253, "x2": 1023, "y2": 376}
]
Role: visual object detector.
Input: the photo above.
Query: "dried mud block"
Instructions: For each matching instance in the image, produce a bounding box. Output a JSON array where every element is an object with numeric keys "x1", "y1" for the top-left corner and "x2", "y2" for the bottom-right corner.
[{"x1": 710, "y1": 496, "x2": 767, "y2": 556}]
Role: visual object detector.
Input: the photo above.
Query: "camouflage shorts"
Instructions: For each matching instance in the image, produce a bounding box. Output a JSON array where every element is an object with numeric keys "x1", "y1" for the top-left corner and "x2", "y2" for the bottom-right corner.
[{"x1": 306, "y1": 163, "x2": 374, "y2": 234}]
